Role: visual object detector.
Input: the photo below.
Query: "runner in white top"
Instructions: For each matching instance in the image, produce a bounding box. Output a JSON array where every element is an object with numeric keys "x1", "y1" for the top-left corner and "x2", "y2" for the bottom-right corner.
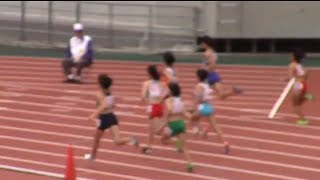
[
  {"x1": 190, "y1": 69, "x2": 229, "y2": 154},
  {"x1": 288, "y1": 49, "x2": 314, "y2": 125},
  {"x1": 141, "y1": 65, "x2": 166, "y2": 154},
  {"x1": 157, "y1": 83, "x2": 194, "y2": 172}
]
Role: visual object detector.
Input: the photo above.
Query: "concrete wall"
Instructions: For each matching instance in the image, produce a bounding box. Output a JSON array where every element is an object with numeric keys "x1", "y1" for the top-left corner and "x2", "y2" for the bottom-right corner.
[{"x1": 242, "y1": 1, "x2": 320, "y2": 38}]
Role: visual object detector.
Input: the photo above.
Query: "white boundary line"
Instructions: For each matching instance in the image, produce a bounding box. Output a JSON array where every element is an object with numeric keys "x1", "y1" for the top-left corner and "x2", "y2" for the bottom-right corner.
[
  {"x1": 0, "y1": 156, "x2": 151, "y2": 180},
  {"x1": 0, "y1": 164, "x2": 92, "y2": 180},
  {"x1": 0, "y1": 136, "x2": 310, "y2": 180},
  {"x1": 0, "y1": 55, "x2": 320, "y2": 70},
  {"x1": 1, "y1": 97, "x2": 320, "y2": 142},
  {"x1": 1, "y1": 115, "x2": 320, "y2": 162}
]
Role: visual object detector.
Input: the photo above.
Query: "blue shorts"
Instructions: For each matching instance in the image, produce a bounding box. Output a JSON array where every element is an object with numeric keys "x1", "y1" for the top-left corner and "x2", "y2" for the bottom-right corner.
[
  {"x1": 198, "y1": 103, "x2": 214, "y2": 116},
  {"x1": 207, "y1": 72, "x2": 221, "y2": 85}
]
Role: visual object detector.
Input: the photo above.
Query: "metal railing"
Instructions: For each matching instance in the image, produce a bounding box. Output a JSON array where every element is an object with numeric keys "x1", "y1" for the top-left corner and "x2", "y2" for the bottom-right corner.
[{"x1": 0, "y1": 1, "x2": 202, "y2": 52}]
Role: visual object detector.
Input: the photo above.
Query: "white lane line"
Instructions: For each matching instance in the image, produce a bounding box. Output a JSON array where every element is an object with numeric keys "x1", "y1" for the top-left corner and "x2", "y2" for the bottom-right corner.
[
  {"x1": 49, "y1": 108, "x2": 72, "y2": 113},
  {"x1": 1, "y1": 116, "x2": 320, "y2": 163},
  {"x1": 0, "y1": 137, "x2": 309, "y2": 180},
  {"x1": 1, "y1": 98, "x2": 320, "y2": 149},
  {"x1": 0, "y1": 62, "x2": 291, "y2": 74},
  {"x1": 0, "y1": 75, "x2": 287, "y2": 88},
  {"x1": 0, "y1": 164, "x2": 91, "y2": 180},
  {"x1": 0, "y1": 69, "x2": 287, "y2": 81},
  {"x1": 0, "y1": 146, "x2": 220, "y2": 180},
  {"x1": 3, "y1": 92, "x2": 319, "y2": 124},
  {"x1": 54, "y1": 102, "x2": 77, "y2": 106},
  {"x1": 0, "y1": 107, "x2": 8, "y2": 111},
  {"x1": 0, "y1": 156, "x2": 150, "y2": 180},
  {"x1": 1, "y1": 97, "x2": 320, "y2": 141},
  {"x1": 0, "y1": 81, "x2": 283, "y2": 99}
]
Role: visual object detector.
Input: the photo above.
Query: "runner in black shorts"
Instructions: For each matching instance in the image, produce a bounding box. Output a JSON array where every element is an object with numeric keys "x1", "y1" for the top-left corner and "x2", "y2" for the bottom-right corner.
[{"x1": 84, "y1": 74, "x2": 139, "y2": 160}]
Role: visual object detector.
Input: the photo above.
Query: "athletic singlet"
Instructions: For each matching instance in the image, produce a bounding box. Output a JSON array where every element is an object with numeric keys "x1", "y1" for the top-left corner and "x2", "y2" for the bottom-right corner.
[
  {"x1": 171, "y1": 97, "x2": 184, "y2": 115},
  {"x1": 148, "y1": 81, "x2": 162, "y2": 99},
  {"x1": 165, "y1": 67, "x2": 177, "y2": 82},
  {"x1": 293, "y1": 64, "x2": 307, "y2": 92},
  {"x1": 196, "y1": 83, "x2": 213, "y2": 102},
  {"x1": 295, "y1": 64, "x2": 305, "y2": 77},
  {"x1": 104, "y1": 94, "x2": 114, "y2": 109},
  {"x1": 203, "y1": 50, "x2": 218, "y2": 72},
  {"x1": 96, "y1": 92, "x2": 114, "y2": 110}
]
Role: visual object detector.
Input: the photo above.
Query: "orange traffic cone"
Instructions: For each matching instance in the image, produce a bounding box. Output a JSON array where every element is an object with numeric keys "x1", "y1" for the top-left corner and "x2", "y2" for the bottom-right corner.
[{"x1": 65, "y1": 145, "x2": 76, "y2": 180}]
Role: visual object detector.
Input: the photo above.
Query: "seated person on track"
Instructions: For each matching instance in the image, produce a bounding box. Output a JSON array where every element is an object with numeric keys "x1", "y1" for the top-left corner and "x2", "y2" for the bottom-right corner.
[
  {"x1": 141, "y1": 65, "x2": 166, "y2": 154},
  {"x1": 84, "y1": 74, "x2": 139, "y2": 160},
  {"x1": 288, "y1": 49, "x2": 314, "y2": 125},
  {"x1": 199, "y1": 35, "x2": 242, "y2": 99},
  {"x1": 190, "y1": 69, "x2": 229, "y2": 154},
  {"x1": 62, "y1": 23, "x2": 93, "y2": 83},
  {"x1": 157, "y1": 82, "x2": 194, "y2": 172}
]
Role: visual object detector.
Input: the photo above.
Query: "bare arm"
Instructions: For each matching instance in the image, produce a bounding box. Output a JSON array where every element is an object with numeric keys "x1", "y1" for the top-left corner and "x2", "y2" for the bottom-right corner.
[
  {"x1": 89, "y1": 92, "x2": 107, "y2": 121},
  {"x1": 141, "y1": 81, "x2": 149, "y2": 103},
  {"x1": 283, "y1": 63, "x2": 296, "y2": 82},
  {"x1": 157, "y1": 99, "x2": 172, "y2": 134},
  {"x1": 194, "y1": 84, "x2": 203, "y2": 107},
  {"x1": 204, "y1": 51, "x2": 217, "y2": 71}
]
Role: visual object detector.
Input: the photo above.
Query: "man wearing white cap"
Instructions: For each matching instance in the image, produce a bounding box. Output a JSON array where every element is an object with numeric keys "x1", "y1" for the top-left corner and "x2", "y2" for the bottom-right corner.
[{"x1": 62, "y1": 23, "x2": 93, "y2": 83}]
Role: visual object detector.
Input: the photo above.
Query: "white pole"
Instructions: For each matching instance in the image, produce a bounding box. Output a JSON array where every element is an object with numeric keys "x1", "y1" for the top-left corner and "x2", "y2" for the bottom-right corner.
[{"x1": 268, "y1": 78, "x2": 295, "y2": 119}]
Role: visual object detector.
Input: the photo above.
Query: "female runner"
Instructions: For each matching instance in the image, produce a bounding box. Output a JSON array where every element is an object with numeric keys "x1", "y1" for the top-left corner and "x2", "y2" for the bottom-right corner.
[
  {"x1": 157, "y1": 82, "x2": 194, "y2": 172},
  {"x1": 200, "y1": 36, "x2": 242, "y2": 99},
  {"x1": 84, "y1": 74, "x2": 139, "y2": 160},
  {"x1": 288, "y1": 49, "x2": 314, "y2": 125},
  {"x1": 191, "y1": 69, "x2": 229, "y2": 154},
  {"x1": 141, "y1": 65, "x2": 166, "y2": 154}
]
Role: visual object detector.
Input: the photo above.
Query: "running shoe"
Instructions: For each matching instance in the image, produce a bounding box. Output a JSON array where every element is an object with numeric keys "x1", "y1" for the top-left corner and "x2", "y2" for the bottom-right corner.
[
  {"x1": 305, "y1": 93, "x2": 315, "y2": 101},
  {"x1": 186, "y1": 162, "x2": 194, "y2": 172},
  {"x1": 141, "y1": 147, "x2": 152, "y2": 154},
  {"x1": 130, "y1": 137, "x2": 139, "y2": 147},
  {"x1": 83, "y1": 154, "x2": 95, "y2": 161},
  {"x1": 296, "y1": 119, "x2": 309, "y2": 126}
]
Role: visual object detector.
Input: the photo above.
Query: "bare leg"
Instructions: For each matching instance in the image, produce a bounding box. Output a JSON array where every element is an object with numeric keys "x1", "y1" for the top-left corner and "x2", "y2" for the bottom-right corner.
[
  {"x1": 160, "y1": 128, "x2": 171, "y2": 145},
  {"x1": 212, "y1": 82, "x2": 235, "y2": 100},
  {"x1": 110, "y1": 125, "x2": 131, "y2": 145},
  {"x1": 190, "y1": 111, "x2": 203, "y2": 136},
  {"x1": 177, "y1": 133, "x2": 193, "y2": 172},
  {"x1": 207, "y1": 115, "x2": 230, "y2": 154},
  {"x1": 292, "y1": 92, "x2": 309, "y2": 125},
  {"x1": 90, "y1": 129, "x2": 104, "y2": 159},
  {"x1": 143, "y1": 118, "x2": 160, "y2": 153}
]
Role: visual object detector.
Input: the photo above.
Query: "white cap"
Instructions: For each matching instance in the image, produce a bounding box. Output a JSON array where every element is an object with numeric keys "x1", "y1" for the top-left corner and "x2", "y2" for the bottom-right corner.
[{"x1": 73, "y1": 23, "x2": 83, "y2": 31}]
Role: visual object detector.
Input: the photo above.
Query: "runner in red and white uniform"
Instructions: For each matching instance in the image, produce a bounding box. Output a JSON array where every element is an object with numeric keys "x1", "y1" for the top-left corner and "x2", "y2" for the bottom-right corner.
[
  {"x1": 288, "y1": 49, "x2": 314, "y2": 125},
  {"x1": 141, "y1": 65, "x2": 166, "y2": 153}
]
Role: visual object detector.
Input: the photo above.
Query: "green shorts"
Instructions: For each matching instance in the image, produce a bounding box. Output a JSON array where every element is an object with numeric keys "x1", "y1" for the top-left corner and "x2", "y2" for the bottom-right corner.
[{"x1": 168, "y1": 119, "x2": 186, "y2": 136}]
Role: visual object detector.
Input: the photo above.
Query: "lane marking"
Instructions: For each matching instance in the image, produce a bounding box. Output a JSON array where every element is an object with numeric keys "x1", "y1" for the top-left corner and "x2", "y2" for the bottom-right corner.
[
  {"x1": 1, "y1": 116, "x2": 320, "y2": 162},
  {"x1": 0, "y1": 164, "x2": 90, "y2": 180},
  {"x1": 0, "y1": 137, "x2": 310, "y2": 180},
  {"x1": 0, "y1": 156, "x2": 150, "y2": 180},
  {"x1": 0, "y1": 146, "x2": 221, "y2": 180}
]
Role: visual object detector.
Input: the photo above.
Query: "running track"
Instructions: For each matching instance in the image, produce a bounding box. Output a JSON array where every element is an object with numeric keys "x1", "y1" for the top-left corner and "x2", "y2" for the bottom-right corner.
[{"x1": 0, "y1": 56, "x2": 319, "y2": 180}]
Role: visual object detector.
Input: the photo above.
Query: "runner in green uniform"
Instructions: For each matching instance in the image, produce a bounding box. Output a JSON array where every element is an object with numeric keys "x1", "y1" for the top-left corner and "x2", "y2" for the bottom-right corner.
[{"x1": 157, "y1": 82, "x2": 194, "y2": 172}]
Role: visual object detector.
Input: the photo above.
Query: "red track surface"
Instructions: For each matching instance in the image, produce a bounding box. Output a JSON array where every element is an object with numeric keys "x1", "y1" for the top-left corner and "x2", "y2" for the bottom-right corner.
[{"x1": 0, "y1": 56, "x2": 319, "y2": 180}]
